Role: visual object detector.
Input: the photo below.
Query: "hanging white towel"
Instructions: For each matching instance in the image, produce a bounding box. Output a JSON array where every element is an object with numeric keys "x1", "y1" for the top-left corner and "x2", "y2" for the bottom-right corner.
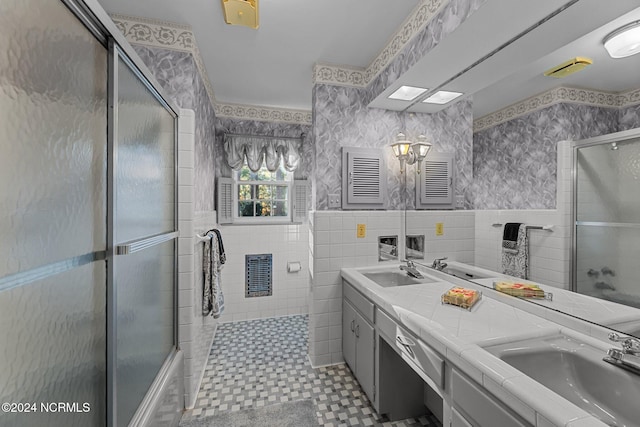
[
  {"x1": 203, "y1": 231, "x2": 225, "y2": 318},
  {"x1": 501, "y1": 224, "x2": 528, "y2": 279}
]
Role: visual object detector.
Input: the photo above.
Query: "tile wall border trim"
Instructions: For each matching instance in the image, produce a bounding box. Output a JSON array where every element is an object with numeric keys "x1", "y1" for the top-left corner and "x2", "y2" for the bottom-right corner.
[
  {"x1": 474, "y1": 86, "x2": 640, "y2": 133},
  {"x1": 313, "y1": 0, "x2": 449, "y2": 88},
  {"x1": 110, "y1": 14, "x2": 312, "y2": 125}
]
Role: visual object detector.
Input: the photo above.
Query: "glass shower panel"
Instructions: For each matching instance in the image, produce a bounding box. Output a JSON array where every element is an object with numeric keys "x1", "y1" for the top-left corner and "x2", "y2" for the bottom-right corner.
[
  {"x1": 0, "y1": 1, "x2": 107, "y2": 426},
  {"x1": 575, "y1": 137, "x2": 640, "y2": 310},
  {"x1": 0, "y1": 262, "x2": 106, "y2": 427},
  {"x1": 576, "y1": 138, "x2": 640, "y2": 223},
  {"x1": 0, "y1": 0, "x2": 107, "y2": 277},
  {"x1": 116, "y1": 240, "x2": 175, "y2": 426},
  {"x1": 116, "y1": 60, "x2": 176, "y2": 243}
]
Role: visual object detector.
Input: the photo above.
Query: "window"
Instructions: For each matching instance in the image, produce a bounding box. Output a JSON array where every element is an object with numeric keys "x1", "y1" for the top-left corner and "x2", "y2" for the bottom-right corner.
[{"x1": 235, "y1": 161, "x2": 293, "y2": 220}]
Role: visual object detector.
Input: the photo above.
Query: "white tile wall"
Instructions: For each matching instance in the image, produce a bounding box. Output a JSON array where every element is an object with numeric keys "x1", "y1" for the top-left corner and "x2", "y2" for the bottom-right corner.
[
  {"x1": 178, "y1": 109, "x2": 217, "y2": 409},
  {"x1": 217, "y1": 223, "x2": 310, "y2": 322},
  {"x1": 308, "y1": 210, "x2": 475, "y2": 367},
  {"x1": 474, "y1": 141, "x2": 573, "y2": 290}
]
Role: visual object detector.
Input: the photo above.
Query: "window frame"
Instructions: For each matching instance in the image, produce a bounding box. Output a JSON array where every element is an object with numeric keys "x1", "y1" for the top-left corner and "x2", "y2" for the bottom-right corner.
[{"x1": 232, "y1": 163, "x2": 294, "y2": 224}]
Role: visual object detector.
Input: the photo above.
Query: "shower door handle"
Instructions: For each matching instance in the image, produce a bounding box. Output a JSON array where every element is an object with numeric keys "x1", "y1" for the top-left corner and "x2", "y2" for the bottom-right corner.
[{"x1": 116, "y1": 231, "x2": 178, "y2": 255}]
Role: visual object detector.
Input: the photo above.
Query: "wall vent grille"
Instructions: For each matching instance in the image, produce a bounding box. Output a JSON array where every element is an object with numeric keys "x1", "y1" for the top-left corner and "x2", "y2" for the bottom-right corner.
[{"x1": 245, "y1": 254, "x2": 272, "y2": 297}]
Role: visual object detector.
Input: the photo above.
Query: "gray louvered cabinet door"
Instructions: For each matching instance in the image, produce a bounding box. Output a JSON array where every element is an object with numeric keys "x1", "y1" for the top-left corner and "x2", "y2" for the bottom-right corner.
[
  {"x1": 342, "y1": 147, "x2": 386, "y2": 209},
  {"x1": 417, "y1": 153, "x2": 455, "y2": 209},
  {"x1": 217, "y1": 177, "x2": 234, "y2": 224}
]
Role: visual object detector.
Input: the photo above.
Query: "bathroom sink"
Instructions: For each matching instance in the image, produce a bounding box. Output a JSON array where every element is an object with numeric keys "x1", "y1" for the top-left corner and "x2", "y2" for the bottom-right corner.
[
  {"x1": 363, "y1": 271, "x2": 437, "y2": 287},
  {"x1": 485, "y1": 334, "x2": 640, "y2": 427}
]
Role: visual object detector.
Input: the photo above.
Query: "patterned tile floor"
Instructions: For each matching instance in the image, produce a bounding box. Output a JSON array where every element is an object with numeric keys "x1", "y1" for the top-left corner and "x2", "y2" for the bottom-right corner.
[{"x1": 180, "y1": 315, "x2": 441, "y2": 427}]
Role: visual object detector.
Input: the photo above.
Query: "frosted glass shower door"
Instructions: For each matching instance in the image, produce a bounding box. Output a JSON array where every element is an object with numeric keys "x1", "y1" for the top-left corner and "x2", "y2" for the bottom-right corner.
[
  {"x1": 574, "y1": 136, "x2": 640, "y2": 308},
  {"x1": 112, "y1": 49, "x2": 178, "y2": 427},
  {"x1": 0, "y1": 0, "x2": 108, "y2": 426}
]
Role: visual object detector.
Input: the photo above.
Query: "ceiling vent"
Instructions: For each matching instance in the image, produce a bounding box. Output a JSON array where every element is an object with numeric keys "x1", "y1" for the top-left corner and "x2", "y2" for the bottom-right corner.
[
  {"x1": 543, "y1": 57, "x2": 592, "y2": 78},
  {"x1": 221, "y1": 0, "x2": 259, "y2": 29}
]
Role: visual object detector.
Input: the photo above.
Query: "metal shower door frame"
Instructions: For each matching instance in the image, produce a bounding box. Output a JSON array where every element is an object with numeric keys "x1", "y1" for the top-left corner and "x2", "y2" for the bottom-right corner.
[
  {"x1": 570, "y1": 127, "x2": 640, "y2": 292},
  {"x1": 60, "y1": 1, "x2": 181, "y2": 425}
]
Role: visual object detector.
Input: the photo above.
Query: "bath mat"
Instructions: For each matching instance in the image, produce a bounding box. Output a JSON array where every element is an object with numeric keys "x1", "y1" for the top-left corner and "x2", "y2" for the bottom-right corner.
[{"x1": 180, "y1": 399, "x2": 319, "y2": 427}]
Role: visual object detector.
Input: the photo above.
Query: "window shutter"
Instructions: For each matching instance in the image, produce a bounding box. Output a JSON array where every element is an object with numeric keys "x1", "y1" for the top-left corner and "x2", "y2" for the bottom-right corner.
[
  {"x1": 217, "y1": 177, "x2": 234, "y2": 224},
  {"x1": 292, "y1": 179, "x2": 308, "y2": 222},
  {"x1": 342, "y1": 147, "x2": 386, "y2": 209},
  {"x1": 416, "y1": 153, "x2": 455, "y2": 209}
]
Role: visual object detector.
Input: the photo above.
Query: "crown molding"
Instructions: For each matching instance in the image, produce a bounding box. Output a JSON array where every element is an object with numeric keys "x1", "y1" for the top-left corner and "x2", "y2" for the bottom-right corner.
[
  {"x1": 110, "y1": 14, "x2": 312, "y2": 125},
  {"x1": 313, "y1": 0, "x2": 449, "y2": 87},
  {"x1": 473, "y1": 86, "x2": 640, "y2": 133}
]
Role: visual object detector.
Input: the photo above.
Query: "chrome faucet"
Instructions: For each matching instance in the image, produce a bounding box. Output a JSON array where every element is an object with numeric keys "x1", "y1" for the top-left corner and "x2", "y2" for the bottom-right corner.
[
  {"x1": 431, "y1": 257, "x2": 448, "y2": 271},
  {"x1": 603, "y1": 332, "x2": 640, "y2": 376},
  {"x1": 399, "y1": 259, "x2": 424, "y2": 279}
]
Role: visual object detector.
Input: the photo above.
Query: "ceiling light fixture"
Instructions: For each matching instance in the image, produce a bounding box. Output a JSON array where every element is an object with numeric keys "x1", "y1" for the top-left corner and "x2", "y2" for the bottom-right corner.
[
  {"x1": 388, "y1": 86, "x2": 429, "y2": 101},
  {"x1": 422, "y1": 90, "x2": 463, "y2": 105},
  {"x1": 391, "y1": 133, "x2": 432, "y2": 173},
  {"x1": 221, "y1": 0, "x2": 259, "y2": 29},
  {"x1": 604, "y1": 21, "x2": 640, "y2": 59}
]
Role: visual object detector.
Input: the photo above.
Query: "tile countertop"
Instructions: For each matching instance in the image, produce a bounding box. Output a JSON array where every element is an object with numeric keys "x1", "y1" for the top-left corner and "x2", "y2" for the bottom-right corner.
[
  {"x1": 340, "y1": 264, "x2": 614, "y2": 427},
  {"x1": 442, "y1": 261, "x2": 640, "y2": 330}
]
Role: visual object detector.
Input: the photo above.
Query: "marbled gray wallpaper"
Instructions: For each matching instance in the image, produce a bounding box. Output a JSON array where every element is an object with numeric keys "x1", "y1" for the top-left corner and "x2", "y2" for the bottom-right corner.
[
  {"x1": 473, "y1": 103, "x2": 619, "y2": 209},
  {"x1": 365, "y1": 0, "x2": 486, "y2": 104},
  {"x1": 313, "y1": 83, "x2": 473, "y2": 210},
  {"x1": 133, "y1": 45, "x2": 216, "y2": 212},
  {"x1": 619, "y1": 104, "x2": 640, "y2": 132}
]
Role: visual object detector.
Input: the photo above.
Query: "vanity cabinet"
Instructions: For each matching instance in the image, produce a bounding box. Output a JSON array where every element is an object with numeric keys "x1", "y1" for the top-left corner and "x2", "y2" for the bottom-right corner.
[{"x1": 342, "y1": 285, "x2": 375, "y2": 401}]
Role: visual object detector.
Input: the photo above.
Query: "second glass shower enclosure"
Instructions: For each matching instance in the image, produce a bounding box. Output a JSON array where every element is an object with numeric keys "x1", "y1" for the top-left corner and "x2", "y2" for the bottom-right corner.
[{"x1": 573, "y1": 129, "x2": 640, "y2": 309}]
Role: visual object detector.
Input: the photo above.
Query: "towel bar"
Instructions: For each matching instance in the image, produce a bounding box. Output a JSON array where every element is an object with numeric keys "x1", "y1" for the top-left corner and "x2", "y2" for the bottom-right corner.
[{"x1": 491, "y1": 223, "x2": 553, "y2": 231}]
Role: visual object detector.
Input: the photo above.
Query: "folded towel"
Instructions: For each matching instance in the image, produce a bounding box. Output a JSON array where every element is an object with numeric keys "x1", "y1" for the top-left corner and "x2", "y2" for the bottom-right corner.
[
  {"x1": 502, "y1": 222, "x2": 521, "y2": 250},
  {"x1": 501, "y1": 224, "x2": 528, "y2": 279}
]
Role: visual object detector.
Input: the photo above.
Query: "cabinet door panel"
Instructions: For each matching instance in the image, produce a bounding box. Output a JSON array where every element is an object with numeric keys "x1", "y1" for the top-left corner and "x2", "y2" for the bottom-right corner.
[
  {"x1": 342, "y1": 300, "x2": 356, "y2": 370},
  {"x1": 355, "y1": 312, "x2": 375, "y2": 401}
]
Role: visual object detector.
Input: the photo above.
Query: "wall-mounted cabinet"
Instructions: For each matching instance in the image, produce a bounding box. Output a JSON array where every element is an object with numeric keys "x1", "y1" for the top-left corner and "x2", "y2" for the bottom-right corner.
[
  {"x1": 416, "y1": 152, "x2": 455, "y2": 209},
  {"x1": 341, "y1": 147, "x2": 386, "y2": 209}
]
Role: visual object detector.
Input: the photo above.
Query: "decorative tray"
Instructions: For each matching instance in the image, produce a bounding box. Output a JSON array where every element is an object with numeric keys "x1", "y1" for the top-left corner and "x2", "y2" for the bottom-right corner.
[
  {"x1": 493, "y1": 281, "x2": 553, "y2": 301},
  {"x1": 441, "y1": 286, "x2": 482, "y2": 310}
]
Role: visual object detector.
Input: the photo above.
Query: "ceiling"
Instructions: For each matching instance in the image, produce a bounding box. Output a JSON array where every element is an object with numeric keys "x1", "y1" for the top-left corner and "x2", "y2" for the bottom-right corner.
[
  {"x1": 97, "y1": 0, "x2": 419, "y2": 110},
  {"x1": 98, "y1": 0, "x2": 640, "y2": 118}
]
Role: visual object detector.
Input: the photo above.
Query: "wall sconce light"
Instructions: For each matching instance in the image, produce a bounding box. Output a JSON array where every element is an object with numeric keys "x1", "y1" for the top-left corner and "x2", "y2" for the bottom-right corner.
[{"x1": 391, "y1": 133, "x2": 432, "y2": 173}]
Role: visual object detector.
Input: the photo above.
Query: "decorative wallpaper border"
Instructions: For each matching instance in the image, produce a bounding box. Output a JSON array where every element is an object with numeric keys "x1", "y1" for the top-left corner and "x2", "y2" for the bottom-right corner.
[
  {"x1": 110, "y1": 14, "x2": 312, "y2": 125},
  {"x1": 313, "y1": 0, "x2": 449, "y2": 87},
  {"x1": 474, "y1": 86, "x2": 640, "y2": 133},
  {"x1": 214, "y1": 102, "x2": 312, "y2": 124}
]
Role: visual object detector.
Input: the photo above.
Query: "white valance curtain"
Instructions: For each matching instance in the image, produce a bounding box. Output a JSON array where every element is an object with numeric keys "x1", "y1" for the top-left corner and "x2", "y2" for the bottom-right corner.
[{"x1": 223, "y1": 134, "x2": 303, "y2": 172}]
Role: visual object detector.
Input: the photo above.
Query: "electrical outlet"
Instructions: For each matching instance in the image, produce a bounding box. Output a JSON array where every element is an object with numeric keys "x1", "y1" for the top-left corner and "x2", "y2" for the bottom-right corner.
[
  {"x1": 456, "y1": 195, "x2": 465, "y2": 208},
  {"x1": 328, "y1": 193, "x2": 341, "y2": 208}
]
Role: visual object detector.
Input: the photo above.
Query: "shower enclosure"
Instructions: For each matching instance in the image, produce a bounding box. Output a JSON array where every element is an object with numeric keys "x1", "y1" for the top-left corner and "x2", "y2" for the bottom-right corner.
[
  {"x1": 0, "y1": 0, "x2": 181, "y2": 426},
  {"x1": 572, "y1": 129, "x2": 640, "y2": 309}
]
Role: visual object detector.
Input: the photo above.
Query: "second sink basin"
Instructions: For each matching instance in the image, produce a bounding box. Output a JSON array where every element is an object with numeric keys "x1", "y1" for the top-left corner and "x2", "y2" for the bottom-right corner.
[
  {"x1": 363, "y1": 271, "x2": 437, "y2": 287},
  {"x1": 485, "y1": 334, "x2": 640, "y2": 427}
]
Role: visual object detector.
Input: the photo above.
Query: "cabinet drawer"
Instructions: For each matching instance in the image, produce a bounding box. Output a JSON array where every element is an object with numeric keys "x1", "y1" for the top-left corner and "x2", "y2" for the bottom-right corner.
[
  {"x1": 376, "y1": 308, "x2": 396, "y2": 341},
  {"x1": 451, "y1": 407, "x2": 473, "y2": 427},
  {"x1": 452, "y1": 370, "x2": 529, "y2": 427},
  {"x1": 343, "y1": 280, "x2": 374, "y2": 323}
]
